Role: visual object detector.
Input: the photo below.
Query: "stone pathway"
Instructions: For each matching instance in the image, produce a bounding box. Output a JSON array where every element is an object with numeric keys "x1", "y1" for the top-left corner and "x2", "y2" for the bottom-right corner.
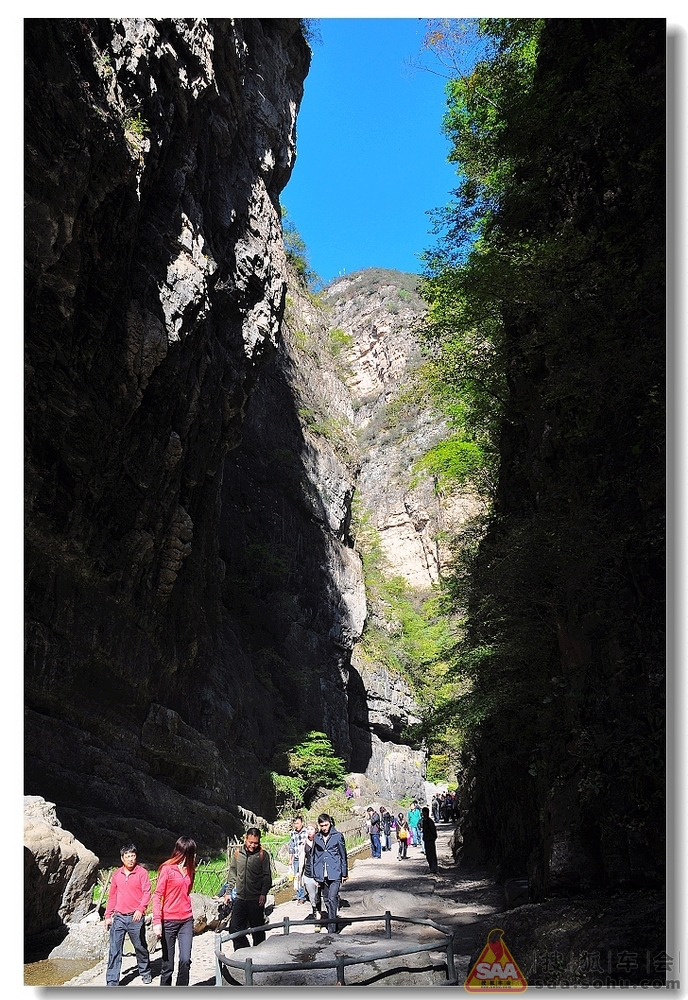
[{"x1": 65, "y1": 823, "x2": 504, "y2": 987}]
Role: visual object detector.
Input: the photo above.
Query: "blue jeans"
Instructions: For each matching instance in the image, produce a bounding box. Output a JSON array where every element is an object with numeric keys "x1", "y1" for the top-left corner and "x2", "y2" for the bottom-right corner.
[
  {"x1": 106, "y1": 912, "x2": 150, "y2": 986},
  {"x1": 370, "y1": 832, "x2": 381, "y2": 858},
  {"x1": 292, "y1": 856, "x2": 306, "y2": 899},
  {"x1": 160, "y1": 917, "x2": 193, "y2": 986}
]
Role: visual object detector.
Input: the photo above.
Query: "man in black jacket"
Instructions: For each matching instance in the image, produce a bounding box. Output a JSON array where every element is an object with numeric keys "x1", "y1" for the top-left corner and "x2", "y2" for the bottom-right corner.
[
  {"x1": 421, "y1": 807, "x2": 438, "y2": 874},
  {"x1": 312, "y1": 814, "x2": 348, "y2": 933}
]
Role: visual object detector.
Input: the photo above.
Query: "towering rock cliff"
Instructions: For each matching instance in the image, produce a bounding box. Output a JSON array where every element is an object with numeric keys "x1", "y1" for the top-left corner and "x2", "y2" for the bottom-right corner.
[
  {"x1": 220, "y1": 272, "x2": 432, "y2": 805},
  {"x1": 322, "y1": 269, "x2": 480, "y2": 800},
  {"x1": 216, "y1": 278, "x2": 367, "y2": 778},
  {"x1": 438, "y1": 19, "x2": 666, "y2": 899},
  {"x1": 324, "y1": 269, "x2": 483, "y2": 591},
  {"x1": 24, "y1": 21, "x2": 454, "y2": 861},
  {"x1": 25, "y1": 18, "x2": 314, "y2": 859}
]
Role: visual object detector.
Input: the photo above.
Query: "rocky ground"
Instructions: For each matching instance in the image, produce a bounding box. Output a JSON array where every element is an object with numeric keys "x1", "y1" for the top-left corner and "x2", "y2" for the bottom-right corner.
[{"x1": 63, "y1": 822, "x2": 505, "y2": 987}]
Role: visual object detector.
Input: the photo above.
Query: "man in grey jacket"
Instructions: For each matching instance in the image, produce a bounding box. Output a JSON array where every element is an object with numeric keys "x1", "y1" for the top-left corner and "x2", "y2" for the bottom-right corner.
[{"x1": 312, "y1": 814, "x2": 348, "y2": 933}]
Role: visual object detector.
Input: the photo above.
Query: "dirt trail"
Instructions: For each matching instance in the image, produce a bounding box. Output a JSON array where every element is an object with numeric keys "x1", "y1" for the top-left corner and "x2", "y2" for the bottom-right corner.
[{"x1": 65, "y1": 822, "x2": 504, "y2": 987}]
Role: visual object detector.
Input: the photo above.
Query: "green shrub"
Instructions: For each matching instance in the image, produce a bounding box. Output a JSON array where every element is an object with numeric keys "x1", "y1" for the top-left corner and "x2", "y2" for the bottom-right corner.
[
  {"x1": 426, "y1": 753, "x2": 451, "y2": 783},
  {"x1": 328, "y1": 327, "x2": 354, "y2": 357},
  {"x1": 123, "y1": 111, "x2": 148, "y2": 141},
  {"x1": 270, "y1": 732, "x2": 347, "y2": 811},
  {"x1": 281, "y1": 207, "x2": 320, "y2": 291}
]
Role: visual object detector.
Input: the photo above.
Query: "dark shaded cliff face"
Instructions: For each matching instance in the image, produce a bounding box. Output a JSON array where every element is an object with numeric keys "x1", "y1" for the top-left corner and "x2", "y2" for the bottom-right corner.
[
  {"x1": 215, "y1": 282, "x2": 367, "y2": 782},
  {"x1": 25, "y1": 18, "x2": 311, "y2": 859},
  {"x1": 453, "y1": 19, "x2": 665, "y2": 897}
]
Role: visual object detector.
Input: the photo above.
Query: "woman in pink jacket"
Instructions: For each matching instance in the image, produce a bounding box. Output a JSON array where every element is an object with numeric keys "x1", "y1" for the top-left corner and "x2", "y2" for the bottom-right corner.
[{"x1": 153, "y1": 836, "x2": 196, "y2": 986}]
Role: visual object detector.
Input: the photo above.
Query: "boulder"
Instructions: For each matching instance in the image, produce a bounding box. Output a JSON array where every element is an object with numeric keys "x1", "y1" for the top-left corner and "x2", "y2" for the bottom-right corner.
[
  {"x1": 24, "y1": 796, "x2": 100, "y2": 940},
  {"x1": 48, "y1": 922, "x2": 109, "y2": 961}
]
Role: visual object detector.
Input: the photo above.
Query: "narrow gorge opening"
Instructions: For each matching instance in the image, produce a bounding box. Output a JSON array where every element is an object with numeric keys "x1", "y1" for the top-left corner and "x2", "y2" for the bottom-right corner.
[{"x1": 24, "y1": 16, "x2": 667, "y2": 988}]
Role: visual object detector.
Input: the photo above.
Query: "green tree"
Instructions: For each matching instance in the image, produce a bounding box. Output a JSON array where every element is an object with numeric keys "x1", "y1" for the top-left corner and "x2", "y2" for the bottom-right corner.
[
  {"x1": 281, "y1": 206, "x2": 320, "y2": 291},
  {"x1": 288, "y1": 731, "x2": 346, "y2": 794}
]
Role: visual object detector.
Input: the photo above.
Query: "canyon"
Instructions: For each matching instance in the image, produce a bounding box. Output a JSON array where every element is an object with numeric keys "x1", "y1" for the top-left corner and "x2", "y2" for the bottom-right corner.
[
  {"x1": 24, "y1": 19, "x2": 461, "y2": 871},
  {"x1": 24, "y1": 17, "x2": 666, "y2": 980}
]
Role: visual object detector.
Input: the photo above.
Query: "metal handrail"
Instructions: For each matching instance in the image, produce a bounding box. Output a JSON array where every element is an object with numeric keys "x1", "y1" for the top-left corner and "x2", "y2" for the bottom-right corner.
[{"x1": 214, "y1": 910, "x2": 457, "y2": 986}]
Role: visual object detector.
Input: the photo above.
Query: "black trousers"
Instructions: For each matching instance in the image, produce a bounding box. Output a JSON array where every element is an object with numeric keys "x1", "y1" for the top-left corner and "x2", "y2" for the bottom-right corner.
[
  {"x1": 160, "y1": 917, "x2": 193, "y2": 986},
  {"x1": 321, "y1": 878, "x2": 342, "y2": 933},
  {"x1": 229, "y1": 897, "x2": 266, "y2": 950},
  {"x1": 425, "y1": 840, "x2": 438, "y2": 872}
]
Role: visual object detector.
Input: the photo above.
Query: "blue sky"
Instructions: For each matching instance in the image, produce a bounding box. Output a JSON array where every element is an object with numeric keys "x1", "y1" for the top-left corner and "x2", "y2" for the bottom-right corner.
[{"x1": 281, "y1": 19, "x2": 464, "y2": 285}]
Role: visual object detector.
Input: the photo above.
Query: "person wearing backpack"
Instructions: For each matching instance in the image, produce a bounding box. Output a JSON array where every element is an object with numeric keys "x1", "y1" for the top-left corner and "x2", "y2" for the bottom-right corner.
[
  {"x1": 396, "y1": 814, "x2": 410, "y2": 859},
  {"x1": 226, "y1": 829, "x2": 273, "y2": 950}
]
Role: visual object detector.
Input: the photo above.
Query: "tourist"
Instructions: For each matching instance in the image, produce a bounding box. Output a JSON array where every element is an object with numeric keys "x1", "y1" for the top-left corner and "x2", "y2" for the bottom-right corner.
[
  {"x1": 104, "y1": 843, "x2": 152, "y2": 987},
  {"x1": 431, "y1": 794, "x2": 440, "y2": 822},
  {"x1": 226, "y1": 828, "x2": 273, "y2": 950},
  {"x1": 312, "y1": 813, "x2": 348, "y2": 933},
  {"x1": 396, "y1": 813, "x2": 410, "y2": 859},
  {"x1": 288, "y1": 816, "x2": 308, "y2": 903},
  {"x1": 407, "y1": 801, "x2": 421, "y2": 848},
  {"x1": 153, "y1": 835, "x2": 196, "y2": 986},
  {"x1": 299, "y1": 822, "x2": 322, "y2": 925},
  {"x1": 380, "y1": 806, "x2": 392, "y2": 851},
  {"x1": 421, "y1": 806, "x2": 439, "y2": 873},
  {"x1": 366, "y1": 806, "x2": 382, "y2": 858}
]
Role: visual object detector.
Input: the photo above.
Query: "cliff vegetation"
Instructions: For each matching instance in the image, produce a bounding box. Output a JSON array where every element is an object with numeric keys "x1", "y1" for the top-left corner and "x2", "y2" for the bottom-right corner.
[{"x1": 417, "y1": 17, "x2": 665, "y2": 897}]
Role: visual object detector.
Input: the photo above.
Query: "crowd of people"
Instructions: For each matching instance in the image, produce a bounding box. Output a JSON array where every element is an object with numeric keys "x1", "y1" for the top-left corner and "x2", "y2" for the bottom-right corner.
[
  {"x1": 102, "y1": 792, "x2": 456, "y2": 985},
  {"x1": 431, "y1": 790, "x2": 459, "y2": 823},
  {"x1": 364, "y1": 801, "x2": 439, "y2": 873}
]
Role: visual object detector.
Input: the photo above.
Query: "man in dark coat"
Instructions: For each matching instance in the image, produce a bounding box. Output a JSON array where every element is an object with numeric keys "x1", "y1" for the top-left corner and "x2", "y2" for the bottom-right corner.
[
  {"x1": 312, "y1": 814, "x2": 348, "y2": 933},
  {"x1": 421, "y1": 807, "x2": 438, "y2": 873}
]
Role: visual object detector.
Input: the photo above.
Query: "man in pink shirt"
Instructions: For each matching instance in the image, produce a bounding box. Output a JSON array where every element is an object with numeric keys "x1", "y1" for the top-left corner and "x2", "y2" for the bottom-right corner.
[{"x1": 104, "y1": 843, "x2": 152, "y2": 986}]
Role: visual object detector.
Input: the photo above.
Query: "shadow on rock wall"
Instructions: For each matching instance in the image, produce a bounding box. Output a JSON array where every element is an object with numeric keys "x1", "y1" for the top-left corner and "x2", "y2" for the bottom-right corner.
[{"x1": 24, "y1": 18, "x2": 313, "y2": 861}]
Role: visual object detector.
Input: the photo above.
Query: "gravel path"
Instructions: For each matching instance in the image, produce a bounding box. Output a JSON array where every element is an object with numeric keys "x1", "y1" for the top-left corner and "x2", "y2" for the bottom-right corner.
[{"x1": 65, "y1": 823, "x2": 504, "y2": 987}]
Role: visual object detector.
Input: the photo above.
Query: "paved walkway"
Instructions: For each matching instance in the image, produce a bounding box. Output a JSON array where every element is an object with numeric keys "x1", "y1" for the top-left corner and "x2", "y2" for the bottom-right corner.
[{"x1": 65, "y1": 823, "x2": 504, "y2": 987}]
